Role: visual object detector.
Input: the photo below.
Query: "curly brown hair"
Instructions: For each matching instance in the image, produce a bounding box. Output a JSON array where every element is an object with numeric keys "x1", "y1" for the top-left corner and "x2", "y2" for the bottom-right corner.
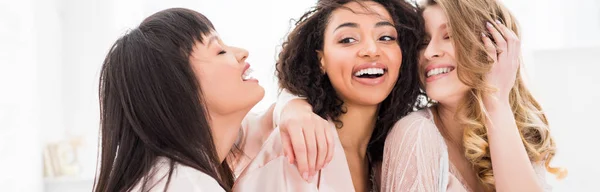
[{"x1": 276, "y1": 0, "x2": 425, "y2": 163}]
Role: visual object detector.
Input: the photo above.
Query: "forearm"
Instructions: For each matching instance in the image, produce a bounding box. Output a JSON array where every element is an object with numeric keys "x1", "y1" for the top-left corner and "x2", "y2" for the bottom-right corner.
[
  {"x1": 486, "y1": 101, "x2": 542, "y2": 192},
  {"x1": 273, "y1": 89, "x2": 311, "y2": 126}
]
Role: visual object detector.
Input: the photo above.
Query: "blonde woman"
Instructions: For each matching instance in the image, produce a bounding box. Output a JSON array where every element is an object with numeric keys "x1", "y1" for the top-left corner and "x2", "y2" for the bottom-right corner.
[{"x1": 381, "y1": 0, "x2": 566, "y2": 191}]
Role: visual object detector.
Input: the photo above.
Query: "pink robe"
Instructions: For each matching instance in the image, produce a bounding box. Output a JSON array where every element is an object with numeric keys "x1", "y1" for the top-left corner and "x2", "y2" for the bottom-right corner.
[
  {"x1": 232, "y1": 90, "x2": 356, "y2": 192},
  {"x1": 380, "y1": 108, "x2": 552, "y2": 192}
]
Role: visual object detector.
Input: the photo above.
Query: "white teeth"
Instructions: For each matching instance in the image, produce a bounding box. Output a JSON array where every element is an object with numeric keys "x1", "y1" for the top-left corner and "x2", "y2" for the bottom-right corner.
[
  {"x1": 426, "y1": 67, "x2": 453, "y2": 77},
  {"x1": 242, "y1": 68, "x2": 253, "y2": 80},
  {"x1": 354, "y1": 68, "x2": 385, "y2": 76}
]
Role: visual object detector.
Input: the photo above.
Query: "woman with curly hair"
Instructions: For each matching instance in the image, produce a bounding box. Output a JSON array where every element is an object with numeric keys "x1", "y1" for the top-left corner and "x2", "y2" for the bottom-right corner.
[
  {"x1": 233, "y1": 0, "x2": 424, "y2": 191},
  {"x1": 380, "y1": 0, "x2": 566, "y2": 191}
]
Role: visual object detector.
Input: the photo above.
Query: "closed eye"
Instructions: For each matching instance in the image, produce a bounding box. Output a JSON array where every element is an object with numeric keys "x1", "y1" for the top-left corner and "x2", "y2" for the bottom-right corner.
[
  {"x1": 218, "y1": 50, "x2": 227, "y2": 55},
  {"x1": 443, "y1": 33, "x2": 451, "y2": 40},
  {"x1": 420, "y1": 39, "x2": 430, "y2": 49}
]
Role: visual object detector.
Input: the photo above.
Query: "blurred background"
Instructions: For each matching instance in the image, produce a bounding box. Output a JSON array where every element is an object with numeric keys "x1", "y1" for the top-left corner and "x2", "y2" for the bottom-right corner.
[{"x1": 0, "y1": 0, "x2": 598, "y2": 191}]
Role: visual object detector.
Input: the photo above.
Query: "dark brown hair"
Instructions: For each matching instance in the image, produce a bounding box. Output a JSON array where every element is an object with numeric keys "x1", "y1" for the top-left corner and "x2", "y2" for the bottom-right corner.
[
  {"x1": 276, "y1": 0, "x2": 425, "y2": 163},
  {"x1": 94, "y1": 8, "x2": 235, "y2": 192}
]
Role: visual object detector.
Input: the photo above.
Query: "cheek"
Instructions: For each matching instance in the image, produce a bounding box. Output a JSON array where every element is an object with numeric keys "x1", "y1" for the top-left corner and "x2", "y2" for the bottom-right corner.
[
  {"x1": 425, "y1": 71, "x2": 469, "y2": 102},
  {"x1": 195, "y1": 64, "x2": 240, "y2": 108},
  {"x1": 444, "y1": 41, "x2": 456, "y2": 58},
  {"x1": 387, "y1": 48, "x2": 403, "y2": 77},
  {"x1": 324, "y1": 50, "x2": 353, "y2": 84},
  {"x1": 418, "y1": 60, "x2": 426, "y2": 84}
]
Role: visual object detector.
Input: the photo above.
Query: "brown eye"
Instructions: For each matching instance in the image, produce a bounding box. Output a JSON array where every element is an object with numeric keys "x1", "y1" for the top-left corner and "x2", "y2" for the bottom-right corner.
[
  {"x1": 380, "y1": 36, "x2": 397, "y2": 41},
  {"x1": 338, "y1": 37, "x2": 357, "y2": 44}
]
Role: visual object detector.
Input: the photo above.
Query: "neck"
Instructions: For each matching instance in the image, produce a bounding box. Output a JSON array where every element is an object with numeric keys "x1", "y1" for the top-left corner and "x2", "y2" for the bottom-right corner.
[
  {"x1": 209, "y1": 108, "x2": 250, "y2": 163},
  {"x1": 433, "y1": 103, "x2": 463, "y2": 146},
  {"x1": 337, "y1": 102, "x2": 378, "y2": 159}
]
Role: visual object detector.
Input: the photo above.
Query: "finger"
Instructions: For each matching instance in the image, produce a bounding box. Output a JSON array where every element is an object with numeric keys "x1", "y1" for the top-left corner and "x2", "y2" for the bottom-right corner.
[
  {"x1": 494, "y1": 20, "x2": 521, "y2": 54},
  {"x1": 303, "y1": 125, "x2": 317, "y2": 179},
  {"x1": 313, "y1": 118, "x2": 328, "y2": 173},
  {"x1": 289, "y1": 125, "x2": 310, "y2": 180},
  {"x1": 280, "y1": 130, "x2": 295, "y2": 164},
  {"x1": 481, "y1": 32, "x2": 497, "y2": 63},
  {"x1": 486, "y1": 21, "x2": 506, "y2": 53},
  {"x1": 323, "y1": 120, "x2": 335, "y2": 166},
  {"x1": 495, "y1": 20, "x2": 519, "y2": 43}
]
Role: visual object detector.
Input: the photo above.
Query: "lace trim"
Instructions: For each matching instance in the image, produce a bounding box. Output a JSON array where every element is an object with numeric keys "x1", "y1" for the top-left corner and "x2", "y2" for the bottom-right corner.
[{"x1": 448, "y1": 162, "x2": 473, "y2": 192}]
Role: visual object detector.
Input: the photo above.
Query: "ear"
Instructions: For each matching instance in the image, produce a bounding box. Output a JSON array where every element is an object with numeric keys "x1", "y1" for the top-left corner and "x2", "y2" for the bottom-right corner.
[{"x1": 316, "y1": 50, "x2": 326, "y2": 74}]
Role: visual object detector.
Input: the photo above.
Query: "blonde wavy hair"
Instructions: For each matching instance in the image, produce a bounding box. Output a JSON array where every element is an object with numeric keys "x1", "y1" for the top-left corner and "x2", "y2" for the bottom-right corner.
[{"x1": 419, "y1": 0, "x2": 566, "y2": 190}]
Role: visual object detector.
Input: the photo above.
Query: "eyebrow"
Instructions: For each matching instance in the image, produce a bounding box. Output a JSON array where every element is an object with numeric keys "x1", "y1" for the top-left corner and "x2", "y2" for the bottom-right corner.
[
  {"x1": 333, "y1": 21, "x2": 396, "y2": 32},
  {"x1": 206, "y1": 36, "x2": 219, "y2": 47},
  {"x1": 334, "y1": 22, "x2": 358, "y2": 32},
  {"x1": 425, "y1": 23, "x2": 448, "y2": 36},
  {"x1": 439, "y1": 23, "x2": 448, "y2": 30},
  {"x1": 375, "y1": 21, "x2": 395, "y2": 28}
]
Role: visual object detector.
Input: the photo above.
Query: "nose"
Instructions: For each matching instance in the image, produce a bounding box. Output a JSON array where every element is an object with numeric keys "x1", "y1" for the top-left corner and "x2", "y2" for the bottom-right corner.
[
  {"x1": 232, "y1": 46, "x2": 249, "y2": 63},
  {"x1": 358, "y1": 38, "x2": 381, "y2": 58},
  {"x1": 423, "y1": 39, "x2": 443, "y2": 60}
]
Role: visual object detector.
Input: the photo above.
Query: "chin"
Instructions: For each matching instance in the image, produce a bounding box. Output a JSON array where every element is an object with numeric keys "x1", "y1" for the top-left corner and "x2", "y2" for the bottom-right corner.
[
  {"x1": 349, "y1": 93, "x2": 389, "y2": 106},
  {"x1": 427, "y1": 86, "x2": 468, "y2": 105}
]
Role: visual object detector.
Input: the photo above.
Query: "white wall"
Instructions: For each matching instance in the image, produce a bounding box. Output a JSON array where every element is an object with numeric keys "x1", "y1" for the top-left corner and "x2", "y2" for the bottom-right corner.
[
  {"x1": 0, "y1": 0, "x2": 43, "y2": 191},
  {"x1": 0, "y1": 0, "x2": 597, "y2": 191},
  {"x1": 499, "y1": 1, "x2": 600, "y2": 190},
  {"x1": 529, "y1": 47, "x2": 600, "y2": 191}
]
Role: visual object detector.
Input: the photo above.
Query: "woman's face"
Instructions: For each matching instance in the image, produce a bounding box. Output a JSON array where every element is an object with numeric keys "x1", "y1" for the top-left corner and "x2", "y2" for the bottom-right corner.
[
  {"x1": 420, "y1": 5, "x2": 469, "y2": 104},
  {"x1": 319, "y1": 1, "x2": 402, "y2": 107},
  {"x1": 190, "y1": 32, "x2": 265, "y2": 116}
]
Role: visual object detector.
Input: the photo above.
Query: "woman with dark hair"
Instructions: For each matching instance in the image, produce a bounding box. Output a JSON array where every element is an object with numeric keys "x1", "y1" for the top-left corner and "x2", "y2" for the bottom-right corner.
[
  {"x1": 233, "y1": 0, "x2": 424, "y2": 191},
  {"x1": 94, "y1": 8, "x2": 333, "y2": 192}
]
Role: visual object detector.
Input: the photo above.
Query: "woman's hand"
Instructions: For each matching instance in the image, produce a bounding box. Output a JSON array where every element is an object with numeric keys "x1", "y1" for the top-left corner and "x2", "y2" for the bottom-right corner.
[
  {"x1": 481, "y1": 20, "x2": 520, "y2": 109},
  {"x1": 279, "y1": 99, "x2": 335, "y2": 181}
]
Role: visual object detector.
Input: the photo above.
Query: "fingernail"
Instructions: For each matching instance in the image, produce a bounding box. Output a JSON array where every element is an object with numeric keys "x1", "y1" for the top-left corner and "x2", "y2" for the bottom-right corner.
[
  {"x1": 302, "y1": 172, "x2": 309, "y2": 181},
  {"x1": 481, "y1": 32, "x2": 486, "y2": 37},
  {"x1": 486, "y1": 22, "x2": 493, "y2": 28},
  {"x1": 495, "y1": 19, "x2": 502, "y2": 24}
]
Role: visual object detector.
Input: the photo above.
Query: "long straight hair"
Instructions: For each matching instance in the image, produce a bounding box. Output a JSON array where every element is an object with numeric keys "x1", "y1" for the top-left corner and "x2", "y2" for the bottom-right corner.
[{"x1": 94, "y1": 8, "x2": 235, "y2": 192}]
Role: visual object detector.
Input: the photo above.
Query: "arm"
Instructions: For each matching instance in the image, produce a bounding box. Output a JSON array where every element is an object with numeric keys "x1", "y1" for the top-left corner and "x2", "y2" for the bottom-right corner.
[
  {"x1": 381, "y1": 114, "x2": 445, "y2": 192},
  {"x1": 273, "y1": 89, "x2": 334, "y2": 181},
  {"x1": 273, "y1": 88, "x2": 309, "y2": 126},
  {"x1": 485, "y1": 102, "x2": 543, "y2": 192},
  {"x1": 482, "y1": 20, "x2": 543, "y2": 192}
]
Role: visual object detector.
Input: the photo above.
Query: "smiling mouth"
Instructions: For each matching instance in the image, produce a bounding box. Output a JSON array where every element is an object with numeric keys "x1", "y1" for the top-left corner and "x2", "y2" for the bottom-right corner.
[
  {"x1": 354, "y1": 67, "x2": 386, "y2": 78},
  {"x1": 242, "y1": 67, "x2": 253, "y2": 81},
  {"x1": 425, "y1": 66, "x2": 455, "y2": 78}
]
